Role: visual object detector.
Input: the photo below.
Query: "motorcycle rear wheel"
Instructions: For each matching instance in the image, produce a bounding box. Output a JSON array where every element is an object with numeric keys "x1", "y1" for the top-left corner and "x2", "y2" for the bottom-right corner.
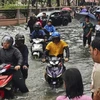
[{"x1": 0, "y1": 89, "x2": 4, "y2": 99}]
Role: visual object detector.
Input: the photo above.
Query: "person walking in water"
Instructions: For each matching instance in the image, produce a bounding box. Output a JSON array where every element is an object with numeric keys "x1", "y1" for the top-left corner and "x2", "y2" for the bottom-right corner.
[
  {"x1": 95, "y1": 19, "x2": 100, "y2": 37},
  {"x1": 56, "y1": 68, "x2": 92, "y2": 100},
  {"x1": 90, "y1": 38, "x2": 100, "y2": 98},
  {"x1": 93, "y1": 88, "x2": 100, "y2": 100},
  {"x1": 82, "y1": 16, "x2": 93, "y2": 47},
  {"x1": 27, "y1": 16, "x2": 37, "y2": 34}
]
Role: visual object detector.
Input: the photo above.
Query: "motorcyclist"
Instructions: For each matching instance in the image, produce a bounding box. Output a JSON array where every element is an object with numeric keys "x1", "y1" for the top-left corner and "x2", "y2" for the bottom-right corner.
[
  {"x1": 31, "y1": 22, "x2": 45, "y2": 39},
  {"x1": 41, "y1": 13, "x2": 47, "y2": 27},
  {"x1": 0, "y1": 35, "x2": 29, "y2": 93},
  {"x1": 44, "y1": 19, "x2": 56, "y2": 41},
  {"x1": 14, "y1": 34, "x2": 29, "y2": 80},
  {"x1": 44, "y1": 19, "x2": 56, "y2": 33},
  {"x1": 42, "y1": 32, "x2": 69, "y2": 62},
  {"x1": 31, "y1": 22, "x2": 46, "y2": 51}
]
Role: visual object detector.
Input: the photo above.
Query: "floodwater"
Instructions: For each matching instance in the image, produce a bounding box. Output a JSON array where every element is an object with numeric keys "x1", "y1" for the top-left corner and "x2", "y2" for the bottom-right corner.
[{"x1": 0, "y1": 19, "x2": 93, "y2": 100}]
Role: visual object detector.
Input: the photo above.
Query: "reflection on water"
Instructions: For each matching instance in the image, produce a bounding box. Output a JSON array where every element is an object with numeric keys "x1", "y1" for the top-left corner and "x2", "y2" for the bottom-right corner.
[{"x1": 0, "y1": 19, "x2": 93, "y2": 100}]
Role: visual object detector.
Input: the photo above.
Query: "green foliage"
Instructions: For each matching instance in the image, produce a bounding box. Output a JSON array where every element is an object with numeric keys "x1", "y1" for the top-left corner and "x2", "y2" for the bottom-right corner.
[
  {"x1": 0, "y1": 4, "x2": 27, "y2": 10},
  {"x1": 6, "y1": 0, "x2": 18, "y2": 4}
]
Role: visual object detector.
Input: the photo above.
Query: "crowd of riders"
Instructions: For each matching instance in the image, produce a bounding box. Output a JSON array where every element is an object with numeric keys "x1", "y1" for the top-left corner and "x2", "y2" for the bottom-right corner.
[
  {"x1": 2, "y1": 11, "x2": 100, "y2": 100},
  {"x1": 26, "y1": 12, "x2": 100, "y2": 100},
  {"x1": 0, "y1": 12, "x2": 70, "y2": 99}
]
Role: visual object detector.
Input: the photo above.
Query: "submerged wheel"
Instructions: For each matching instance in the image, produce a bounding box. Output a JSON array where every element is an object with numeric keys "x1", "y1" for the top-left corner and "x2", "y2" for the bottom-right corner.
[
  {"x1": 62, "y1": 20, "x2": 68, "y2": 26},
  {"x1": 44, "y1": 73, "x2": 48, "y2": 82},
  {"x1": 44, "y1": 73, "x2": 51, "y2": 83},
  {"x1": 56, "y1": 78, "x2": 63, "y2": 88}
]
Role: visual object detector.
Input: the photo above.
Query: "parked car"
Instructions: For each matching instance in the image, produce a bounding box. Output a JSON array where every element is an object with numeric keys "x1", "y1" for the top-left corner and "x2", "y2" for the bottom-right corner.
[{"x1": 36, "y1": 10, "x2": 72, "y2": 26}]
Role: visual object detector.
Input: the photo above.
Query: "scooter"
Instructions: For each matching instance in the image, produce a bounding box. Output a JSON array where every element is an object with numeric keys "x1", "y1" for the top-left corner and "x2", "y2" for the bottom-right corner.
[
  {"x1": 0, "y1": 64, "x2": 14, "y2": 99},
  {"x1": 31, "y1": 38, "x2": 44, "y2": 58},
  {"x1": 45, "y1": 57, "x2": 65, "y2": 88}
]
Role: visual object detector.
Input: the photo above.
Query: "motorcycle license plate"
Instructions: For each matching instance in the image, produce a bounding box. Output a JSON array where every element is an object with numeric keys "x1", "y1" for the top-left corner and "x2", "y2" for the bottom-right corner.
[
  {"x1": 32, "y1": 44, "x2": 43, "y2": 51},
  {"x1": 53, "y1": 81, "x2": 56, "y2": 84},
  {"x1": 52, "y1": 67, "x2": 58, "y2": 71}
]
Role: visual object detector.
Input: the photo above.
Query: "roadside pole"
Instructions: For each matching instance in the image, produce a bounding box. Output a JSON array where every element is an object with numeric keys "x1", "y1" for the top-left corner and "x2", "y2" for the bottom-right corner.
[{"x1": 26, "y1": 0, "x2": 31, "y2": 23}]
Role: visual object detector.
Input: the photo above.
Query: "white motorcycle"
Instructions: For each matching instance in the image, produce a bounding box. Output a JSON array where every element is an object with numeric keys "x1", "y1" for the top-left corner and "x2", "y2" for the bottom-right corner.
[{"x1": 31, "y1": 38, "x2": 44, "y2": 58}]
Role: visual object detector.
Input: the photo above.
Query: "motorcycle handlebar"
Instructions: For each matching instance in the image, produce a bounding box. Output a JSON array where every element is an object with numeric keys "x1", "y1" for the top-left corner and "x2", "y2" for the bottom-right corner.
[{"x1": 44, "y1": 57, "x2": 65, "y2": 62}]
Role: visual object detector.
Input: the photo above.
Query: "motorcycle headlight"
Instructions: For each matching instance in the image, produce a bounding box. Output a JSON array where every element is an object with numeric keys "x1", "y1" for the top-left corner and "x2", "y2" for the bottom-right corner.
[
  {"x1": 50, "y1": 61, "x2": 54, "y2": 65},
  {"x1": 55, "y1": 61, "x2": 59, "y2": 65}
]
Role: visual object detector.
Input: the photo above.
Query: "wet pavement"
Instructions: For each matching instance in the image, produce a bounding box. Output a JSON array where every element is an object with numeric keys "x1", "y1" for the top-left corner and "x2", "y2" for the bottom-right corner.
[{"x1": 0, "y1": 19, "x2": 93, "y2": 100}]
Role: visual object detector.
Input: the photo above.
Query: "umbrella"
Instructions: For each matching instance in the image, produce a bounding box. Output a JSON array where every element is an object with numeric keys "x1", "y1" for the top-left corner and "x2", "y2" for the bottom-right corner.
[
  {"x1": 79, "y1": 12, "x2": 96, "y2": 19},
  {"x1": 85, "y1": 0, "x2": 99, "y2": 3},
  {"x1": 79, "y1": 12, "x2": 97, "y2": 25},
  {"x1": 62, "y1": 7, "x2": 72, "y2": 11}
]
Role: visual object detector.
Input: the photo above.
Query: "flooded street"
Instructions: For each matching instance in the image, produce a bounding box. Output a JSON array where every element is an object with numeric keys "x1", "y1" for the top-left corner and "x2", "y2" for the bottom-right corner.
[{"x1": 0, "y1": 19, "x2": 93, "y2": 100}]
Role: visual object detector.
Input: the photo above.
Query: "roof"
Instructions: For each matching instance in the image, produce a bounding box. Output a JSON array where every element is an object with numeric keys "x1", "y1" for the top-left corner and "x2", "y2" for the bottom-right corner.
[{"x1": 36, "y1": 10, "x2": 61, "y2": 17}]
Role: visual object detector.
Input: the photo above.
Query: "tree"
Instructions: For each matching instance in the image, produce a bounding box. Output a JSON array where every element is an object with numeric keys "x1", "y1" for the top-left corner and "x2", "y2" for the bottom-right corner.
[
  {"x1": 2, "y1": 0, "x2": 4, "y2": 6},
  {"x1": 6, "y1": 0, "x2": 18, "y2": 4},
  {"x1": 67, "y1": 0, "x2": 70, "y2": 6}
]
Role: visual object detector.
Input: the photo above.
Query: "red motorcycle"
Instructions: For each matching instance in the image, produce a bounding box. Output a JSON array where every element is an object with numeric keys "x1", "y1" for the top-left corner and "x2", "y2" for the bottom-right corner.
[{"x1": 0, "y1": 64, "x2": 14, "y2": 99}]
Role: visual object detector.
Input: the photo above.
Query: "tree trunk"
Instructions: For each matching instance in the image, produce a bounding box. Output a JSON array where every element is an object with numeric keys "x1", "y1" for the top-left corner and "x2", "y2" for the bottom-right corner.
[
  {"x1": 99, "y1": 0, "x2": 100, "y2": 5},
  {"x1": 2, "y1": 0, "x2": 4, "y2": 6},
  {"x1": 67, "y1": 0, "x2": 70, "y2": 6}
]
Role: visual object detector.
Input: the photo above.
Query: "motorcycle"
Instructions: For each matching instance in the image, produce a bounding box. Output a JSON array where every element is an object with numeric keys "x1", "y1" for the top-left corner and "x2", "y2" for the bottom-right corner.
[
  {"x1": 0, "y1": 64, "x2": 14, "y2": 99},
  {"x1": 44, "y1": 57, "x2": 65, "y2": 88},
  {"x1": 31, "y1": 38, "x2": 44, "y2": 58}
]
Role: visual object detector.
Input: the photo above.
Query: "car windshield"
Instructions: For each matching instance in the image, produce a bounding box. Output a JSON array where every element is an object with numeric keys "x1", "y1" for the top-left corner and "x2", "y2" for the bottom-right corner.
[
  {"x1": 36, "y1": 10, "x2": 61, "y2": 18},
  {"x1": 37, "y1": 12, "x2": 51, "y2": 18}
]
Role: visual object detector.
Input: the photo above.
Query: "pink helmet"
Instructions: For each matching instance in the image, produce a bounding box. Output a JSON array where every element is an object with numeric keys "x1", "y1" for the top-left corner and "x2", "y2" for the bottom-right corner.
[{"x1": 35, "y1": 21, "x2": 42, "y2": 27}]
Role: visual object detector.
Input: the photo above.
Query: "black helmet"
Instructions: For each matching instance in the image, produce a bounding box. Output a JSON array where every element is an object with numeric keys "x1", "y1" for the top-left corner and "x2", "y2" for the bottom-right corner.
[
  {"x1": 15, "y1": 34, "x2": 25, "y2": 46},
  {"x1": 1, "y1": 35, "x2": 14, "y2": 47}
]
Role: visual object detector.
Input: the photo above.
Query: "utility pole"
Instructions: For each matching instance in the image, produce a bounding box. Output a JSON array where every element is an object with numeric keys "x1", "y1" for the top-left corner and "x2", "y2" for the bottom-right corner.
[
  {"x1": 77, "y1": 0, "x2": 78, "y2": 6},
  {"x1": 26, "y1": 0, "x2": 31, "y2": 23},
  {"x1": 35, "y1": 0, "x2": 38, "y2": 15},
  {"x1": 67, "y1": 0, "x2": 70, "y2": 6},
  {"x1": 2, "y1": 0, "x2": 4, "y2": 7}
]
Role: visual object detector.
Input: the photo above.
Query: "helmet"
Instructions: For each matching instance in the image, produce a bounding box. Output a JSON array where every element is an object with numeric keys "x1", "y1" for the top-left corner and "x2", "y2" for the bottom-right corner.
[
  {"x1": 34, "y1": 22, "x2": 42, "y2": 29},
  {"x1": 51, "y1": 32, "x2": 60, "y2": 41},
  {"x1": 51, "y1": 32, "x2": 60, "y2": 38},
  {"x1": 1, "y1": 35, "x2": 13, "y2": 46},
  {"x1": 48, "y1": 19, "x2": 52, "y2": 23},
  {"x1": 15, "y1": 34, "x2": 25, "y2": 46}
]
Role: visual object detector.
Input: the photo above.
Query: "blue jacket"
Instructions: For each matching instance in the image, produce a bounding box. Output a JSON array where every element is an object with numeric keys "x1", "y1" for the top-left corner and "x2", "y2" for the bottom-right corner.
[
  {"x1": 31, "y1": 30, "x2": 45, "y2": 39},
  {"x1": 44, "y1": 25, "x2": 56, "y2": 33}
]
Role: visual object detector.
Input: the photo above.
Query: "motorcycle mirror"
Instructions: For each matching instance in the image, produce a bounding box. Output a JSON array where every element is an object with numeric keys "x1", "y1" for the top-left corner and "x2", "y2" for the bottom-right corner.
[{"x1": 0, "y1": 69, "x2": 6, "y2": 74}]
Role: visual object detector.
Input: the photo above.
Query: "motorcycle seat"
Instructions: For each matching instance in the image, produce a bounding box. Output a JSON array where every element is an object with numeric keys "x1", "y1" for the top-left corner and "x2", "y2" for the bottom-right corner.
[{"x1": 0, "y1": 75, "x2": 8, "y2": 80}]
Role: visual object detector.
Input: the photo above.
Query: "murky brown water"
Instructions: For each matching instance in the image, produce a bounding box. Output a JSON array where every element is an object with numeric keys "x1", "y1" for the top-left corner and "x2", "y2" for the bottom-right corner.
[{"x1": 0, "y1": 19, "x2": 93, "y2": 100}]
